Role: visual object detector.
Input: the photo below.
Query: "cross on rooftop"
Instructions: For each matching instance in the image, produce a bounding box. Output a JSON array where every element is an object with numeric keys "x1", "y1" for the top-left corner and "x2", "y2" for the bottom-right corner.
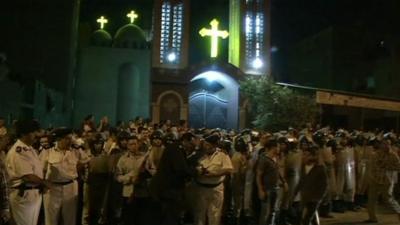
[
  {"x1": 127, "y1": 10, "x2": 139, "y2": 24},
  {"x1": 199, "y1": 19, "x2": 229, "y2": 58},
  {"x1": 97, "y1": 16, "x2": 108, "y2": 29}
]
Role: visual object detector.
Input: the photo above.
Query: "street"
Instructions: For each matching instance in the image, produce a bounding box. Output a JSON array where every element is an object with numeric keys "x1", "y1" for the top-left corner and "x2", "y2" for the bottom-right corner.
[{"x1": 321, "y1": 206, "x2": 399, "y2": 225}]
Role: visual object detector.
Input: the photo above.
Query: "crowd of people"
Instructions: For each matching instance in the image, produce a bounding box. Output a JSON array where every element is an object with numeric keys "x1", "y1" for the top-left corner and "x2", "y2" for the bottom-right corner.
[{"x1": 0, "y1": 115, "x2": 400, "y2": 225}]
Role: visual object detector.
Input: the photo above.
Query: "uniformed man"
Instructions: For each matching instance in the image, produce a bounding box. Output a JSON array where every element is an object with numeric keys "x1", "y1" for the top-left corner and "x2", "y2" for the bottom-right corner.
[
  {"x1": 40, "y1": 128, "x2": 89, "y2": 225},
  {"x1": 193, "y1": 134, "x2": 233, "y2": 225},
  {"x1": 5, "y1": 120, "x2": 49, "y2": 225},
  {"x1": 313, "y1": 130, "x2": 335, "y2": 218},
  {"x1": 281, "y1": 136, "x2": 302, "y2": 224},
  {"x1": 334, "y1": 130, "x2": 357, "y2": 212}
]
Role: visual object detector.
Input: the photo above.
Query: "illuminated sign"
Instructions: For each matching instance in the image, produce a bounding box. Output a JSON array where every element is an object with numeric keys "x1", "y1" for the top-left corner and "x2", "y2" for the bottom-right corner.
[
  {"x1": 96, "y1": 16, "x2": 108, "y2": 29},
  {"x1": 199, "y1": 19, "x2": 229, "y2": 58}
]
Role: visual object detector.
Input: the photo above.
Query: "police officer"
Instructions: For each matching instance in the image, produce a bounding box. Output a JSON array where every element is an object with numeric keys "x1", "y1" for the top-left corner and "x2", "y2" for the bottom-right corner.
[
  {"x1": 334, "y1": 130, "x2": 357, "y2": 212},
  {"x1": 194, "y1": 134, "x2": 233, "y2": 225},
  {"x1": 281, "y1": 136, "x2": 302, "y2": 224},
  {"x1": 5, "y1": 120, "x2": 49, "y2": 225},
  {"x1": 40, "y1": 128, "x2": 90, "y2": 225}
]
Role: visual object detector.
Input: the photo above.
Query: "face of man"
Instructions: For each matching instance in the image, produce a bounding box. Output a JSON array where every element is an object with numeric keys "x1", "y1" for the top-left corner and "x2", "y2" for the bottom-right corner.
[
  {"x1": 58, "y1": 135, "x2": 72, "y2": 150},
  {"x1": 24, "y1": 131, "x2": 39, "y2": 146},
  {"x1": 127, "y1": 139, "x2": 139, "y2": 153},
  {"x1": 39, "y1": 137, "x2": 50, "y2": 149},
  {"x1": 120, "y1": 139, "x2": 128, "y2": 149},
  {"x1": 271, "y1": 145, "x2": 280, "y2": 156}
]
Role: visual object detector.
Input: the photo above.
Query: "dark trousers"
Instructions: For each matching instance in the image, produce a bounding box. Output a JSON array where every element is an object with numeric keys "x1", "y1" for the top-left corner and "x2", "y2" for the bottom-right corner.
[
  {"x1": 301, "y1": 202, "x2": 320, "y2": 225},
  {"x1": 160, "y1": 198, "x2": 184, "y2": 225},
  {"x1": 122, "y1": 197, "x2": 158, "y2": 225}
]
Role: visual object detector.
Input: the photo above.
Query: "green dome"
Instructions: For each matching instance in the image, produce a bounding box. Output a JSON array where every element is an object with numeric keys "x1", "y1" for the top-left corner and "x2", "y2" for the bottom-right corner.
[
  {"x1": 90, "y1": 29, "x2": 112, "y2": 47},
  {"x1": 113, "y1": 24, "x2": 147, "y2": 48}
]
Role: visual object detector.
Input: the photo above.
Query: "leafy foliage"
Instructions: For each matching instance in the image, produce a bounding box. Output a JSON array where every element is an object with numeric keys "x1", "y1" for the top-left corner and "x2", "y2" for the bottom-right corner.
[{"x1": 240, "y1": 76, "x2": 320, "y2": 131}]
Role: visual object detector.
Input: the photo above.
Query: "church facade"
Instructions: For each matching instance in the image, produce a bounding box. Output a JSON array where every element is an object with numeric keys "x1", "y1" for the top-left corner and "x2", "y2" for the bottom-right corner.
[{"x1": 73, "y1": 0, "x2": 271, "y2": 129}]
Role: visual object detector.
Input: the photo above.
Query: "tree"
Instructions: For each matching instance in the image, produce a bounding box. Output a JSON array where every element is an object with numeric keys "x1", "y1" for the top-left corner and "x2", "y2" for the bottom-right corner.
[{"x1": 240, "y1": 76, "x2": 320, "y2": 131}]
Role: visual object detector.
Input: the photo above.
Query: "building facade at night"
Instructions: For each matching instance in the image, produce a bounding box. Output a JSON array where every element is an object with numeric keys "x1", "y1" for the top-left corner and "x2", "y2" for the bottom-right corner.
[{"x1": 72, "y1": 0, "x2": 272, "y2": 129}]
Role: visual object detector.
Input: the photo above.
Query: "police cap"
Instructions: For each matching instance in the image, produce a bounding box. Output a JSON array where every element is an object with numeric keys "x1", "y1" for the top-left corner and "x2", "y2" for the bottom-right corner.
[{"x1": 15, "y1": 119, "x2": 40, "y2": 137}]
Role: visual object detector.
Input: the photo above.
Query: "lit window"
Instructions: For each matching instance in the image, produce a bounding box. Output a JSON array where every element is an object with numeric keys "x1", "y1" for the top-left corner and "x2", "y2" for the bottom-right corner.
[
  {"x1": 160, "y1": 1, "x2": 184, "y2": 65},
  {"x1": 245, "y1": 0, "x2": 265, "y2": 71}
]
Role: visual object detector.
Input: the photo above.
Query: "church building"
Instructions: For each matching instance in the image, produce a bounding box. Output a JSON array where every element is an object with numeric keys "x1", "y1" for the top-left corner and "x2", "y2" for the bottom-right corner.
[{"x1": 73, "y1": 0, "x2": 271, "y2": 129}]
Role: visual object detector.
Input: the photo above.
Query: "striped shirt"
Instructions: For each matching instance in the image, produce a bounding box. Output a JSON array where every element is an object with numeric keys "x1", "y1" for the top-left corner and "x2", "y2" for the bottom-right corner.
[{"x1": 369, "y1": 150, "x2": 400, "y2": 185}]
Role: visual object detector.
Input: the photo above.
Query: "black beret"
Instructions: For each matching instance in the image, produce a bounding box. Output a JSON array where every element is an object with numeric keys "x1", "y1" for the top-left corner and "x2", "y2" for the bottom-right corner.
[
  {"x1": 15, "y1": 120, "x2": 40, "y2": 137},
  {"x1": 51, "y1": 128, "x2": 72, "y2": 140},
  {"x1": 205, "y1": 134, "x2": 220, "y2": 145}
]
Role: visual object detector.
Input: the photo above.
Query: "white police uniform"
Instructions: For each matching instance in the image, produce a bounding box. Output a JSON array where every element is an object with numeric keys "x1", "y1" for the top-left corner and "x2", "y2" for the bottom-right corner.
[
  {"x1": 40, "y1": 146, "x2": 89, "y2": 225},
  {"x1": 194, "y1": 149, "x2": 233, "y2": 225},
  {"x1": 5, "y1": 140, "x2": 43, "y2": 225}
]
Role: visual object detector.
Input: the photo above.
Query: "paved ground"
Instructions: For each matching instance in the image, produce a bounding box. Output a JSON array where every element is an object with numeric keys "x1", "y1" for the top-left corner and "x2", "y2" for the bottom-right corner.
[{"x1": 321, "y1": 206, "x2": 399, "y2": 225}]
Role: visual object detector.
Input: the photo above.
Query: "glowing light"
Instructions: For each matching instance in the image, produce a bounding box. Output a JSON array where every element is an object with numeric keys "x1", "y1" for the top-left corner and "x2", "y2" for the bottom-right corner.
[
  {"x1": 96, "y1": 16, "x2": 108, "y2": 29},
  {"x1": 199, "y1": 19, "x2": 229, "y2": 58},
  {"x1": 127, "y1": 10, "x2": 139, "y2": 24},
  {"x1": 252, "y1": 58, "x2": 263, "y2": 69},
  {"x1": 167, "y1": 52, "x2": 176, "y2": 62}
]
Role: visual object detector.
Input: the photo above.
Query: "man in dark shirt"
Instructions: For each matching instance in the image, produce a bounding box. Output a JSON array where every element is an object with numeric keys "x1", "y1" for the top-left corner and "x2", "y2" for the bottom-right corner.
[
  {"x1": 256, "y1": 138, "x2": 284, "y2": 225},
  {"x1": 149, "y1": 137, "x2": 194, "y2": 225},
  {"x1": 296, "y1": 145, "x2": 328, "y2": 225}
]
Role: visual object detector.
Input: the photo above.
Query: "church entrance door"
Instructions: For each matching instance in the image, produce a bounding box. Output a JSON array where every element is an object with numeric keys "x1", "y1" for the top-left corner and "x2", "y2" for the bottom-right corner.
[{"x1": 189, "y1": 71, "x2": 239, "y2": 129}]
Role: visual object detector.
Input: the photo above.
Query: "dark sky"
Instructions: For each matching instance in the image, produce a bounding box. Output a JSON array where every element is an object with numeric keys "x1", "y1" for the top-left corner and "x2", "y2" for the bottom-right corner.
[
  {"x1": 79, "y1": 0, "x2": 399, "y2": 42},
  {"x1": 79, "y1": 0, "x2": 400, "y2": 70}
]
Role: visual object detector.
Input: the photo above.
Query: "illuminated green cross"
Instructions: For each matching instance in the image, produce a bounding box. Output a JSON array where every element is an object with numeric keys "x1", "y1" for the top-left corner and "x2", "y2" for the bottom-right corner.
[
  {"x1": 97, "y1": 16, "x2": 108, "y2": 29},
  {"x1": 127, "y1": 10, "x2": 139, "y2": 24},
  {"x1": 199, "y1": 19, "x2": 229, "y2": 58}
]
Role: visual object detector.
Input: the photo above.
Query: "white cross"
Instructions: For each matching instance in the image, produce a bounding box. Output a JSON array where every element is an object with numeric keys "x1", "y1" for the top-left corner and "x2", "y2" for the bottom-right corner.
[
  {"x1": 127, "y1": 10, "x2": 139, "y2": 24},
  {"x1": 97, "y1": 16, "x2": 108, "y2": 29}
]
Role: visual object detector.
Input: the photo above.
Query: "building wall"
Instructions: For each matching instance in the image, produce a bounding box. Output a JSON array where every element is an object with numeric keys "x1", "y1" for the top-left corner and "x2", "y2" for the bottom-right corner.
[{"x1": 73, "y1": 47, "x2": 151, "y2": 127}]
